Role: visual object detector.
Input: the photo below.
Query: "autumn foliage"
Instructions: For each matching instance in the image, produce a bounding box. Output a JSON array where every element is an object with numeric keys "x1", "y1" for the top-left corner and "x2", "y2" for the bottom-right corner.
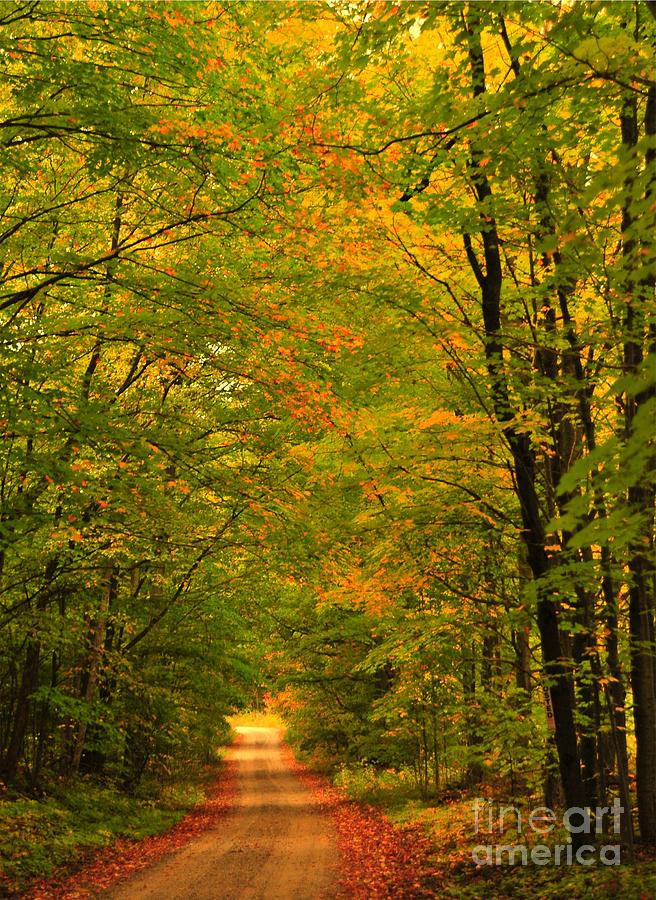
[
  {"x1": 285, "y1": 747, "x2": 437, "y2": 899},
  {"x1": 0, "y1": 0, "x2": 655, "y2": 892}
]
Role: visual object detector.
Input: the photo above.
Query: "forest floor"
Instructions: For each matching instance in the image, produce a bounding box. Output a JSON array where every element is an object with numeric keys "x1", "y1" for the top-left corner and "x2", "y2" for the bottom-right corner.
[
  {"x1": 9, "y1": 727, "x2": 656, "y2": 898},
  {"x1": 101, "y1": 725, "x2": 337, "y2": 900},
  {"x1": 331, "y1": 765, "x2": 656, "y2": 899},
  {"x1": 13, "y1": 726, "x2": 437, "y2": 899}
]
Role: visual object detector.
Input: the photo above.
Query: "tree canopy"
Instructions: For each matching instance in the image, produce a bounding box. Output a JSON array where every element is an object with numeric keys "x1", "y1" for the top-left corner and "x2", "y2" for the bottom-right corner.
[{"x1": 0, "y1": 0, "x2": 655, "y2": 856}]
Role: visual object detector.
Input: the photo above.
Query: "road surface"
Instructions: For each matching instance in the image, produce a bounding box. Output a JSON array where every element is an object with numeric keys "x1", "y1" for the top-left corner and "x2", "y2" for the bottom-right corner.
[{"x1": 104, "y1": 726, "x2": 337, "y2": 900}]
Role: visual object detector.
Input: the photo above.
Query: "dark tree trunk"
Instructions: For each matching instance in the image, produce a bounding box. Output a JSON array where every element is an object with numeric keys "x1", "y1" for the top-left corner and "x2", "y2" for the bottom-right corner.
[
  {"x1": 462, "y1": 16, "x2": 588, "y2": 842},
  {"x1": 620, "y1": 79, "x2": 656, "y2": 842},
  {"x1": 2, "y1": 641, "x2": 41, "y2": 782}
]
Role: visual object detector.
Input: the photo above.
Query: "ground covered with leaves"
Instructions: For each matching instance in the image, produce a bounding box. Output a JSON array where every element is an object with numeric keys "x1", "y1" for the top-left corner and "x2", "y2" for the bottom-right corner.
[
  {"x1": 0, "y1": 757, "x2": 237, "y2": 899},
  {"x1": 332, "y1": 763, "x2": 656, "y2": 900},
  {"x1": 285, "y1": 748, "x2": 438, "y2": 898},
  {"x1": 8, "y1": 736, "x2": 656, "y2": 899}
]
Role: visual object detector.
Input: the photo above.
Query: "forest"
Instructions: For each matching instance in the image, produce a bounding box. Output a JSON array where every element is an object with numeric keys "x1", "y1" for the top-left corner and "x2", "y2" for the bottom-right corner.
[{"x1": 0, "y1": 1, "x2": 655, "y2": 897}]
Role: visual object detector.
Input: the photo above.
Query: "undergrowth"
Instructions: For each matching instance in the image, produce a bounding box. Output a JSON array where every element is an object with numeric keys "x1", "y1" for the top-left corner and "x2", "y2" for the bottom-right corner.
[
  {"x1": 334, "y1": 764, "x2": 656, "y2": 900},
  {"x1": 0, "y1": 771, "x2": 212, "y2": 895}
]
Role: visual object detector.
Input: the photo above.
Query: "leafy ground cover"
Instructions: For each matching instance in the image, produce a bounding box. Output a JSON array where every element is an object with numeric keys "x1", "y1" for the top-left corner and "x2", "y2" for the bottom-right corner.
[
  {"x1": 333, "y1": 764, "x2": 656, "y2": 900},
  {"x1": 285, "y1": 747, "x2": 438, "y2": 898},
  {"x1": 0, "y1": 755, "x2": 238, "y2": 899},
  {"x1": 8, "y1": 726, "x2": 656, "y2": 900}
]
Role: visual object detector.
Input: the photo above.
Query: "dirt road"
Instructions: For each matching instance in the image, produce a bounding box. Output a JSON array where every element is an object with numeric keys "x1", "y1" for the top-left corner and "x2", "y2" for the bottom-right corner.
[{"x1": 105, "y1": 727, "x2": 337, "y2": 900}]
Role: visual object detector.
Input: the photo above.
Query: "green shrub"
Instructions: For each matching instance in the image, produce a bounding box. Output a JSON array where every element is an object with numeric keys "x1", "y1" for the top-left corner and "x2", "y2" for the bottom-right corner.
[{"x1": 0, "y1": 772, "x2": 212, "y2": 894}]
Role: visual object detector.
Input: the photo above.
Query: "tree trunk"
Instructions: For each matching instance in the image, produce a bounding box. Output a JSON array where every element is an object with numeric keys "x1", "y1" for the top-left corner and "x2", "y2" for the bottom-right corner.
[
  {"x1": 2, "y1": 641, "x2": 42, "y2": 783},
  {"x1": 463, "y1": 12, "x2": 587, "y2": 844},
  {"x1": 621, "y1": 79, "x2": 656, "y2": 842},
  {"x1": 70, "y1": 570, "x2": 112, "y2": 774}
]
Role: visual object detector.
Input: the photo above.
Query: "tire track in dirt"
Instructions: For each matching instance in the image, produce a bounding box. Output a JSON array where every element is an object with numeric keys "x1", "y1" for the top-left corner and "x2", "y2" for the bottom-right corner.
[{"x1": 103, "y1": 726, "x2": 337, "y2": 900}]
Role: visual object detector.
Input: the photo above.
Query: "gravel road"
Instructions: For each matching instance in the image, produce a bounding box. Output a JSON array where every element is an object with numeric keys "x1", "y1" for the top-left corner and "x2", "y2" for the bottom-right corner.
[{"x1": 104, "y1": 726, "x2": 337, "y2": 900}]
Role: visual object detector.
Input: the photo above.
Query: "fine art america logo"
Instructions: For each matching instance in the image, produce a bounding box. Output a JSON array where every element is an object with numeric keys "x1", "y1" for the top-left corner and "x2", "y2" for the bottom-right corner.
[{"x1": 472, "y1": 798, "x2": 623, "y2": 866}]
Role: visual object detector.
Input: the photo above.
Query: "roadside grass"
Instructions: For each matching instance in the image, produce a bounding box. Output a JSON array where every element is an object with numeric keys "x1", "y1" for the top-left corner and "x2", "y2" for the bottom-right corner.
[
  {"x1": 333, "y1": 762, "x2": 421, "y2": 810},
  {"x1": 334, "y1": 764, "x2": 656, "y2": 900},
  {"x1": 0, "y1": 771, "x2": 213, "y2": 896}
]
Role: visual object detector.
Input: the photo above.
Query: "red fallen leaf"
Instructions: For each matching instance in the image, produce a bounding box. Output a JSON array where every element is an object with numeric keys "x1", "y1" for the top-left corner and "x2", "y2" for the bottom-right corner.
[
  {"x1": 283, "y1": 745, "x2": 438, "y2": 899},
  {"x1": 22, "y1": 749, "x2": 240, "y2": 900}
]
